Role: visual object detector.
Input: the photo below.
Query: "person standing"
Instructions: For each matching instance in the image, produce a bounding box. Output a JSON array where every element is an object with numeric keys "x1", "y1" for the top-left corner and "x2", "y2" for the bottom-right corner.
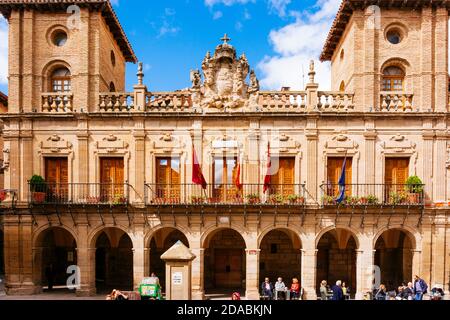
[
  {"x1": 320, "y1": 280, "x2": 328, "y2": 300},
  {"x1": 413, "y1": 275, "x2": 428, "y2": 300},
  {"x1": 331, "y1": 280, "x2": 344, "y2": 301},
  {"x1": 403, "y1": 282, "x2": 414, "y2": 300}
]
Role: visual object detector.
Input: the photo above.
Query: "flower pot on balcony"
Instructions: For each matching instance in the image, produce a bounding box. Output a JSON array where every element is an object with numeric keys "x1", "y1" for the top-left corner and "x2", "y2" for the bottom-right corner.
[
  {"x1": 359, "y1": 197, "x2": 368, "y2": 205},
  {"x1": 33, "y1": 192, "x2": 46, "y2": 203},
  {"x1": 407, "y1": 193, "x2": 419, "y2": 204}
]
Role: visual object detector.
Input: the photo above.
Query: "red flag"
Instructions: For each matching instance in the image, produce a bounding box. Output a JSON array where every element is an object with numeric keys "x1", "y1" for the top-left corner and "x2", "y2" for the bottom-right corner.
[
  {"x1": 234, "y1": 163, "x2": 242, "y2": 190},
  {"x1": 263, "y1": 142, "x2": 271, "y2": 193},
  {"x1": 192, "y1": 146, "x2": 207, "y2": 189}
]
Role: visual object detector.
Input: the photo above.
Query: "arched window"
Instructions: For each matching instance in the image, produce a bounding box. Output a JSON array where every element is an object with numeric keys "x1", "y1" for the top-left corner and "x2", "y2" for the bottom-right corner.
[
  {"x1": 109, "y1": 82, "x2": 116, "y2": 92},
  {"x1": 51, "y1": 67, "x2": 71, "y2": 92},
  {"x1": 339, "y1": 81, "x2": 345, "y2": 92},
  {"x1": 382, "y1": 66, "x2": 404, "y2": 91}
]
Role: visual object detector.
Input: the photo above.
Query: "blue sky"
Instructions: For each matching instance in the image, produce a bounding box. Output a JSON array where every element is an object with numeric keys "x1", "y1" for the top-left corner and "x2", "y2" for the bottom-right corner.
[{"x1": 0, "y1": 0, "x2": 342, "y2": 95}]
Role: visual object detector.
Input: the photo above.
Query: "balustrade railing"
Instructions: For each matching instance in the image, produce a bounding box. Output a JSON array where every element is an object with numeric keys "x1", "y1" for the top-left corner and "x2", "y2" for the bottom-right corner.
[
  {"x1": 380, "y1": 92, "x2": 414, "y2": 112},
  {"x1": 318, "y1": 91, "x2": 355, "y2": 111},
  {"x1": 42, "y1": 93, "x2": 73, "y2": 112},
  {"x1": 99, "y1": 92, "x2": 134, "y2": 112},
  {"x1": 145, "y1": 92, "x2": 192, "y2": 111},
  {"x1": 259, "y1": 91, "x2": 308, "y2": 111}
]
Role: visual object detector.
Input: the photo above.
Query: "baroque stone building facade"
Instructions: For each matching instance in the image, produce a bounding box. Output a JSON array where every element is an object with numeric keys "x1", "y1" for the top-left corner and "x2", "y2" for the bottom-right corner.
[{"x1": 0, "y1": 0, "x2": 449, "y2": 300}]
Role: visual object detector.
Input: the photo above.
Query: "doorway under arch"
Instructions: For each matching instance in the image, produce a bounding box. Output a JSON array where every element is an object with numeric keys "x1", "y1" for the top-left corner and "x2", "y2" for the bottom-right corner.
[
  {"x1": 148, "y1": 228, "x2": 189, "y2": 286},
  {"x1": 95, "y1": 227, "x2": 133, "y2": 292},
  {"x1": 259, "y1": 229, "x2": 302, "y2": 286},
  {"x1": 204, "y1": 228, "x2": 246, "y2": 293},
  {"x1": 375, "y1": 229, "x2": 414, "y2": 291},
  {"x1": 316, "y1": 228, "x2": 358, "y2": 297},
  {"x1": 35, "y1": 227, "x2": 77, "y2": 291}
]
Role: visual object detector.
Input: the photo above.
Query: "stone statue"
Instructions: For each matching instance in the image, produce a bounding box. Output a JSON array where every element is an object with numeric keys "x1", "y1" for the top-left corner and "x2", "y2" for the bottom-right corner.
[
  {"x1": 190, "y1": 69, "x2": 201, "y2": 89},
  {"x1": 249, "y1": 69, "x2": 259, "y2": 91}
]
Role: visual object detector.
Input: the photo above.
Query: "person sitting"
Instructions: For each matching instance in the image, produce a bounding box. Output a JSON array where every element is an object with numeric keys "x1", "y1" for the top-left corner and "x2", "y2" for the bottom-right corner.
[
  {"x1": 261, "y1": 278, "x2": 274, "y2": 300},
  {"x1": 108, "y1": 289, "x2": 129, "y2": 301},
  {"x1": 396, "y1": 286, "x2": 406, "y2": 300},
  {"x1": 403, "y1": 282, "x2": 414, "y2": 300},
  {"x1": 232, "y1": 292, "x2": 241, "y2": 300},
  {"x1": 374, "y1": 284, "x2": 387, "y2": 301},
  {"x1": 290, "y1": 278, "x2": 301, "y2": 300},
  {"x1": 274, "y1": 277, "x2": 287, "y2": 300}
]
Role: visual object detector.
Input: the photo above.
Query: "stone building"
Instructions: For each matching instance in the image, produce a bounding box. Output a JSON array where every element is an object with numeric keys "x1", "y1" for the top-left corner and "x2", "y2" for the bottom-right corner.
[{"x1": 0, "y1": 0, "x2": 449, "y2": 300}]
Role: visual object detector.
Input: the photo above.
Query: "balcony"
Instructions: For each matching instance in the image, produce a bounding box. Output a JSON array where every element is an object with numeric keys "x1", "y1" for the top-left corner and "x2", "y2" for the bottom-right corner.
[
  {"x1": 318, "y1": 91, "x2": 355, "y2": 111},
  {"x1": 144, "y1": 183, "x2": 306, "y2": 206},
  {"x1": 380, "y1": 92, "x2": 414, "y2": 112},
  {"x1": 42, "y1": 93, "x2": 73, "y2": 112},
  {"x1": 319, "y1": 184, "x2": 425, "y2": 207},
  {"x1": 28, "y1": 182, "x2": 130, "y2": 206}
]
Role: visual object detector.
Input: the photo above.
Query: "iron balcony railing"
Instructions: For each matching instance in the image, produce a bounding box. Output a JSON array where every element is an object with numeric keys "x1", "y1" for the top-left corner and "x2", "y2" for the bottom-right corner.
[
  {"x1": 144, "y1": 183, "x2": 306, "y2": 206},
  {"x1": 319, "y1": 183, "x2": 425, "y2": 207},
  {"x1": 28, "y1": 182, "x2": 130, "y2": 205}
]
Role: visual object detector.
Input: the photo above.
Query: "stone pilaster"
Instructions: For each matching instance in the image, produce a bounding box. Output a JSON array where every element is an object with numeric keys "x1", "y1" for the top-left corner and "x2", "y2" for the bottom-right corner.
[
  {"x1": 411, "y1": 249, "x2": 422, "y2": 283},
  {"x1": 434, "y1": 7, "x2": 448, "y2": 112},
  {"x1": 21, "y1": 122, "x2": 33, "y2": 202},
  {"x1": 191, "y1": 248, "x2": 205, "y2": 300},
  {"x1": 131, "y1": 229, "x2": 145, "y2": 291},
  {"x1": 77, "y1": 129, "x2": 89, "y2": 184},
  {"x1": 434, "y1": 131, "x2": 447, "y2": 202},
  {"x1": 422, "y1": 130, "x2": 435, "y2": 204},
  {"x1": 363, "y1": 7, "x2": 377, "y2": 112},
  {"x1": 133, "y1": 124, "x2": 146, "y2": 204},
  {"x1": 432, "y1": 220, "x2": 446, "y2": 289},
  {"x1": 22, "y1": 10, "x2": 34, "y2": 113},
  {"x1": 245, "y1": 248, "x2": 260, "y2": 300},
  {"x1": 355, "y1": 249, "x2": 375, "y2": 300},
  {"x1": 76, "y1": 224, "x2": 96, "y2": 296},
  {"x1": 420, "y1": 223, "x2": 432, "y2": 284},
  {"x1": 305, "y1": 118, "x2": 318, "y2": 202},
  {"x1": 363, "y1": 129, "x2": 377, "y2": 185},
  {"x1": 246, "y1": 120, "x2": 260, "y2": 185},
  {"x1": 420, "y1": 7, "x2": 433, "y2": 112}
]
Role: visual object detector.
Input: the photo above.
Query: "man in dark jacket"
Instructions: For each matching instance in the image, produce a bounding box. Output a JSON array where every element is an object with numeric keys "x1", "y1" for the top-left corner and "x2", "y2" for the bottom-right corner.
[
  {"x1": 413, "y1": 275, "x2": 428, "y2": 300},
  {"x1": 331, "y1": 280, "x2": 344, "y2": 301},
  {"x1": 261, "y1": 277, "x2": 274, "y2": 300},
  {"x1": 403, "y1": 282, "x2": 414, "y2": 300}
]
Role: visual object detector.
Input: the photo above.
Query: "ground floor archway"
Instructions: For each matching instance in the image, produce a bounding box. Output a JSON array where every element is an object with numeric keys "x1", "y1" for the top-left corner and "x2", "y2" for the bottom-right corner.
[
  {"x1": 204, "y1": 228, "x2": 246, "y2": 293},
  {"x1": 35, "y1": 227, "x2": 77, "y2": 291},
  {"x1": 316, "y1": 228, "x2": 357, "y2": 296},
  {"x1": 375, "y1": 229, "x2": 414, "y2": 291},
  {"x1": 259, "y1": 229, "x2": 302, "y2": 287},
  {"x1": 95, "y1": 227, "x2": 133, "y2": 292},
  {"x1": 148, "y1": 228, "x2": 189, "y2": 286}
]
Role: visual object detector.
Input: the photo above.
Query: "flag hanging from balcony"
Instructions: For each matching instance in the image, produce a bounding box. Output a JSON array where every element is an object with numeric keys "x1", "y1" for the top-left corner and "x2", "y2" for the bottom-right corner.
[
  {"x1": 192, "y1": 146, "x2": 207, "y2": 190},
  {"x1": 263, "y1": 142, "x2": 271, "y2": 193},
  {"x1": 234, "y1": 163, "x2": 242, "y2": 190},
  {"x1": 335, "y1": 156, "x2": 347, "y2": 204}
]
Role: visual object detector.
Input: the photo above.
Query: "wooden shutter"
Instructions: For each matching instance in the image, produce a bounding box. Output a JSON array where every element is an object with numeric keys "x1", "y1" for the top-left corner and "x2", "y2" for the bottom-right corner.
[
  {"x1": 45, "y1": 157, "x2": 68, "y2": 199},
  {"x1": 156, "y1": 158, "x2": 180, "y2": 201},
  {"x1": 327, "y1": 157, "x2": 353, "y2": 196},
  {"x1": 271, "y1": 158, "x2": 295, "y2": 195},
  {"x1": 385, "y1": 158, "x2": 409, "y2": 193},
  {"x1": 100, "y1": 158, "x2": 124, "y2": 200}
]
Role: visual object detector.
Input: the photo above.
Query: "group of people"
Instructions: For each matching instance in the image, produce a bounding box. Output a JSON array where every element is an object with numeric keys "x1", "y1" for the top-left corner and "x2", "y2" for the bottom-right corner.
[
  {"x1": 373, "y1": 275, "x2": 430, "y2": 301},
  {"x1": 320, "y1": 280, "x2": 351, "y2": 300},
  {"x1": 261, "y1": 277, "x2": 303, "y2": 300}
]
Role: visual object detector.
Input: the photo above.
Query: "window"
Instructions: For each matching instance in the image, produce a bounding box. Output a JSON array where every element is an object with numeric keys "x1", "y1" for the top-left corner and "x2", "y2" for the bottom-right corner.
[
  {"x1": 213, "y1": 157, "x2": 240, "y2": 202},
  {"x1": 382, "y1": 66, "x2": 404, "y2": 91},
  {"x1": 100, "y1": 158, "x2": 124, "y2": 202},
  {"x1": 109, "y1": 82, "x2": 116, "y2": 92},
  {"x1": 385, "y1": 157, "x2": 409, "y2": 202},
  {"x1": 156, "y1": 157, "x2": 181, "y2": 202},
  {"x1": 111, "y1": 50, "x2": 116, "y2": 67},
  {"x1": 51, "y1": 67, "x2": 71, "y2": 92},
  {"x1": 386, "y1": 28, "x2": 402, "y2": 45},
  {"x1": 326, "y1": 157, "x2": 353, "y2": 197},
  {"x1": 51, "y1": 30, "x2": 68, "y2": 47},
  {"x1": 269, "y1": 157, "x2": 295, "y2": 196}
]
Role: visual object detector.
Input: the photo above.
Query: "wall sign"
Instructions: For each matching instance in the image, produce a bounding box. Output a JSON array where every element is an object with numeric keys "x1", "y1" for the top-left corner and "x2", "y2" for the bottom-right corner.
[{"x1": 172, "y1": 272, "x2": 183, "y2": 285}]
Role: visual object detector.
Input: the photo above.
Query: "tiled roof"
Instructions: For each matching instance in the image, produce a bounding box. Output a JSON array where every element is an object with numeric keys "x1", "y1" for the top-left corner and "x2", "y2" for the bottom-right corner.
[
  {"x1": 0, "y1": 91, "x2": 7, "y2": 106},
  {"x1": 0, "y1": 0, "x2": 137, "y2": 63},
  {"x1": 320, "y1": 0, "x2": 450, "y2": 61}
]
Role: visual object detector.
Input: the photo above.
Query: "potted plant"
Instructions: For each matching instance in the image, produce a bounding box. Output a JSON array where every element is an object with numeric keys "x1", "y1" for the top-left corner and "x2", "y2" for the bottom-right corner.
[
  {"x1": 29, "y1": 175, "x2": 47, "y2": 203},
  {"x1": 269, "y1": 194, "x2": 284, "y2": 204},
  {"x1": 246, "y1": 193, "x2": 260, "y2": 204},
  {"x1": 191, "y1": 195, "x2": 204, "y2": 204},
  {"x1": 87, "y1": 196, "x2": 101, "y2": 204},
  {"x1": 366, "y1": 194, "x2": 379, "y2": 205},
  {"x1": 322, "y1": 195, "x2": 335, "y2": 205},
  {"x1": 405, "y1": 176, "x2": 423, "y2": 204},
  {"x1": 345, "y1": 196, "x2": 360, "y2": 206},
  {"x1": 390, "y1": 191, "x2": 407, "y2": 205},
  {"x1": 113, "y1": 194, "x2": 127, "y2": 205},
  {"x1": 287, "y1": 194, "x2": 305, "y2": 204}
]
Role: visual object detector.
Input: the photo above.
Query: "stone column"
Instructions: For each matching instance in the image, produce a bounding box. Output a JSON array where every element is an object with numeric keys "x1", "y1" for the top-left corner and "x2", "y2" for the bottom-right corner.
[
  {"x1": 301, "y1": 248, "x2": 317, "y2": 300},
  {"x1": 305, "y1": 120, "x2": 318, "y2": 203},
  {"x1": 445, "y1": 225, "x2": 450, "y2": 296},
  {"x1": 144, "y1": 248, "x2": 150, "y2": 278},
  {"x1": 32, "y1": 246, "x2": 43, "y2": 293},
  {"x1": 191, "y1": 248, "x2": 205, "y2": 300},
  {"x1": 420, "y1": 222, "x2": 432, "y2": 284},
  {"x1": 245, "y1": 248, "x2": 260, "y2": 300},
  {"x1": 434, "y1": 7, "x2": 448, "y2": 113},
  {"x1": 432, "y1": 221, "x2": 446, "y2": 289},
  {"x1": 355, "y1": 249, "x2": 376, "y2": 300},
  {"x1": 76, "y1": 224, "x2": 96, "y2": 296},
  {"x1": 77, "y1": 120, "x2": 89, "y2": 185},
  {"x1": 131, "y1": 230, "x2": 146, "y2": 291},
  {"x1": 411, "y1": 249, "x2": 422, "y2": 283},
  {"x1": 7, "y1": 10, "x2": 21, "y2": 113}
]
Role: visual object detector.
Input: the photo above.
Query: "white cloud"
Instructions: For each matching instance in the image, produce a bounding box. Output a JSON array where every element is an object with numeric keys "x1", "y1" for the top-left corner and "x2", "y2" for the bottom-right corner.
[
  {"x1": 257, "y1": 0, "x2": 341, "y2": 90},
  {"x1": 267, "y1": 0, "x2": 291, "y2": 17},
  {"x1": 110, "y1": 0, "x2": 119, "y2": 6},
  {"x1": 235, "y1": 21, "x2": 243, "y2": 31},
  {"x1": 158, "y1": 21, "x2": 180, "y2": 38},
  {"x1": 205, "y1": 0, "x2": 255, "y2": 6},
  {"x1": 213, "y1": 11, "x2": 223, "y2": 20},
  {"x1": 0, "y1": 16, "x2": 8, "y2": 85}
]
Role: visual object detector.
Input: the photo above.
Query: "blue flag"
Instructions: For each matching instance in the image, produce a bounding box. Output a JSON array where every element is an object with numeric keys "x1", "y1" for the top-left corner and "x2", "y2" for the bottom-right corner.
[{"x1": 336, "y1": 158, "x2": 347, "y2": 204}]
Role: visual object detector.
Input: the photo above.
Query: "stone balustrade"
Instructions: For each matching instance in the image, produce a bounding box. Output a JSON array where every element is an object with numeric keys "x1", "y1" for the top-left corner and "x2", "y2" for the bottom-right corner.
[
  {"x1": 259, "y1": 91, "x2": 308, "y2": 111},
  {"x1": 380, "y1": 92, "x2": 414, "y2": 112},
  {"x1": 145, "y1": 92, "x2": 193, "y2": 111},
  {"x1": 317, "y1": 91, "x2": 355, "y2": 111},
  {"x1": 42, "y1": 92, "x2": 73, "y2": 112},
  {"x1": 99, "y1": 92, "x2": 134, "y2": 112}
]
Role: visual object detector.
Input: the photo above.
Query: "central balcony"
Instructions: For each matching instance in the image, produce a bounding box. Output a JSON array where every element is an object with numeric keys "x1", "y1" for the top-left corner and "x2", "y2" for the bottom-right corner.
[
  {"x1": 144, "y1": 183, "x2": 306, "y2": 206},
  {"x1": 319, "y1": 183, "x2": 425, "y2": 207},
  {"x1": 28, "y1": 182, "x2": 130, "y2": 206}
]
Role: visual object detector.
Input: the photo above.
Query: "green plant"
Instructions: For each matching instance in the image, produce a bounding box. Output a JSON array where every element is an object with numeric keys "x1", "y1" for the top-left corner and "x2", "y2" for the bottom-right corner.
[
  {"x1": 366, "y1": 194, "x2": 379, "y2": 205},
  {"x1": 405, "y1": 176, "x2": 424, "y2": 193},
  {"x1": 113, "y1": 194, "x2": 127, "y2": 205},
  {"x1": 390, "y1": 191, "x2": 407, "y2": 205},
  {"x1": 345, "y1": 196, "x2": 360, "y2": 205},
  {"x1": 29, "y1": 175, "x2": 47, "y2": 192},
  {"x1": 246, "y1": 193, "x2": 261, "y2": 204},
  {"x1": 269, "y1": 194, "x2": 284, "y2": 203},
  {"x1": 322, "y1": 195, "x2": 335, "y2": 205}
]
